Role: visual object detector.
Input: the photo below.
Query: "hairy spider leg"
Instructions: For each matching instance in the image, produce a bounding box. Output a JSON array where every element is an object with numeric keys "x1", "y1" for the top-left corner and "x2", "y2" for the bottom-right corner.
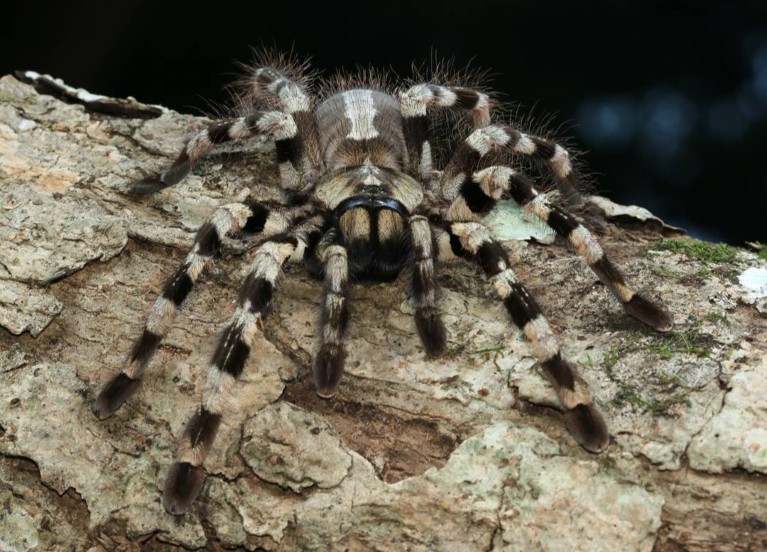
[
  {"x1": 408, "y1": 215, "x2": 447, "y2": 357},
  {"x1": 128, "y1": 111, "x2": 304, "y2": 194},
  {"x1": 444, "y1": 222, "x2": 610, "y2": 453},
  {"x1": 250, "y1": 64, "x2": 323, "y2": 180},
  {"x1": 399, "y1": 83, "x2": 490, "y2": 180},
  {"x1": 313, "y1": 237, "x2": 351, "y2": 398},
  {"x1": 441, "y1": 124, "x2": 582, "y2": 206},
  {"x1": 447, "y1": 164, "x2": 673, "y2": 332},
  {"x1": 92, "y1": 201, "x2": 305, "y2": 420},
  {"x1": 162, "y1": 216, "x2": 325, "y2": 515}
]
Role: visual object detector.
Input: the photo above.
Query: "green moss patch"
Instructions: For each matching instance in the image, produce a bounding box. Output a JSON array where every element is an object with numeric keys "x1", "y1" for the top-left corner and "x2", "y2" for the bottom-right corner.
[
  {"x1": 651, "y1": 238, "x2": 740, "y2": 263},
  {"x1": 603, "y1": 329, "x2": 713, "y2": 415}
]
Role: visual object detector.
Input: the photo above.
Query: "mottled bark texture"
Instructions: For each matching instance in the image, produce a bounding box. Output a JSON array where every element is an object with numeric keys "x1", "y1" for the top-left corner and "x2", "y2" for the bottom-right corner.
[{"x1": 1, "y1": 74, "x2": 766, "y2": 551}]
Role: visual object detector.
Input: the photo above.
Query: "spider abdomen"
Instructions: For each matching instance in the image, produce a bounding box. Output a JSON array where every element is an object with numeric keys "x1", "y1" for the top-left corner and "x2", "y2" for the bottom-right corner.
[{"x1": 316, "y1": 89, "x2": 407, "y2": 170}]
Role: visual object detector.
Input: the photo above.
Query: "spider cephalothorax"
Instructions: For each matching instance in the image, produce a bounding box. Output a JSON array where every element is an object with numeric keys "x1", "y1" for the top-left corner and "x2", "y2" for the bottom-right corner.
[{"x1": 92, "y1": 52, "x2": 672, "y2": 515}]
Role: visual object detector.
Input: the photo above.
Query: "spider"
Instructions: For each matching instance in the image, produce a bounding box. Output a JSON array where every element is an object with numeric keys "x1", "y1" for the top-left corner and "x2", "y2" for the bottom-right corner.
[{"x1": 91, "y1": 52, "x2": 673, "y2": 515}]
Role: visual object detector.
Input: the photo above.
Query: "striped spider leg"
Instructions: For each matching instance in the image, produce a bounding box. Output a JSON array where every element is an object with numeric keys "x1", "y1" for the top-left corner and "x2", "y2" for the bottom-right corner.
[
  {"x1": 435, "y1": 164, "x2": 671, "y2": 450},
  {"x1": 95, "y1": 61, "x2": 323, "y2": 418},
  {"x1": 439, "y1": 123, "x2": 673, "y2": 331},
  {"x1": 442, "y1": 221, "x2": 611, "y2": 452},
  {"x1": 92, "y1": 200, "x2": 307, "y2": 420},
  {"x1": 163, "y1": 216, "x2": 325, "y2": 514},
  {"x1": 399, "y1": 83, "x2": 490, "y2": 180},
  {"x1": 312, "y1": 214, "x2": 447, "y2": 399},
  {"x1": 130, "y1": 63, "x2": 320, "y2": 195}
]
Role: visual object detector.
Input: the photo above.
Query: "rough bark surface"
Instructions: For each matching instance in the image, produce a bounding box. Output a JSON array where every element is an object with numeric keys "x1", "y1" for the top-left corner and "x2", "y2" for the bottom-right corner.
[{"x1": 1, "y1": 74, "x2": 766, "y2": 551}]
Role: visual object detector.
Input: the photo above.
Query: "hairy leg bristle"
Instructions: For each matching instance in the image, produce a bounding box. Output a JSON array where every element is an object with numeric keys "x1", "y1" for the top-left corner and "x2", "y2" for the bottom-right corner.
[
  {"x1": 415, "y1": 308, "x2": 448, "y2": 358},
  {"x1": 564, "y1": 404, "x2": 610, "y2": 453},
  {"x1": 162, "y1": 462, "x2": 206, "y2": 516},
  {"x1": 623, "y1": 294, "x2": 674, "y2": 332},
  {"x1": 92, "y1": 373, "x2": 140, "y2": 419},
  {"x1": 313, "y1": 344, "x2": 347, "y2": 399}
]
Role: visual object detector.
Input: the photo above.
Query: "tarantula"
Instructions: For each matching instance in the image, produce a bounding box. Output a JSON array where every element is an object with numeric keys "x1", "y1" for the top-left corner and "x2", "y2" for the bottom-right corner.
[{"x1": 92, "y1": 53, "x2": 672, "y2": 515}]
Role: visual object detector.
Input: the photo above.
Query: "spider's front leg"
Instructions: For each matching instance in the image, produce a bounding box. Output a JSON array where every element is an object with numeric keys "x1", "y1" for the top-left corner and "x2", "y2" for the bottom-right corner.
[
  {"x1": 163, "y1": 216, "x2": 325, "y2": 515},
  {"x1": 445, "y1": 222, "x2": 610, "y2": 453},
  {"x1": 312, "y1": 215, "x2": 448, "y2": 398},
  {"x1": 93, "y1": 200, "x2": 299, "y2": 419},
  {"x1": 408, "y1": 215, "x2": 447, "y2": 357},
  {"x1": 312, "y1": 234, "x2": 351, "y2": 398}
]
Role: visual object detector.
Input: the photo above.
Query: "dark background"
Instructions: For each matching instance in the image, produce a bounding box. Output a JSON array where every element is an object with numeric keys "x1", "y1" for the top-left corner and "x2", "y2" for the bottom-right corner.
[{"x1": 3, "y1": 0, "x2": 765, "y2": 244}]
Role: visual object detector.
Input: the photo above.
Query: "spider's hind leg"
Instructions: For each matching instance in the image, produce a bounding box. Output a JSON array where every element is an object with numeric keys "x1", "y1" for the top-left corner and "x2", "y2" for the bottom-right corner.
[{"x1": 129, "y1": 110, "x2": 305, "y2": 194}]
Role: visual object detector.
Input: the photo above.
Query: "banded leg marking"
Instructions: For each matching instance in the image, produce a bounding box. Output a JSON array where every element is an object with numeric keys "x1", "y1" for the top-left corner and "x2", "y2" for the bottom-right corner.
[
  {"x1": 253, "y1": 66, "x2": 323, "y2": 180},
  {"x1": 129, "y1": 111, "x2": 303, "y2": 194},
  {"x1": 449, "y1": 222, "x2": 610, "y2": 453},
  {"x1": 92, "y1": 201, "x2": 293, "y2": 420},
  {"x1": 163, "y1": 219, "x2": 324, "y2": 515},
  {"x1": 399, "y1": 83, "x2": 490, "y2": 179},
  {"x1": 463, "y1": 166, "x2": 672, "y2": 331},
  {"x1": 409, "y1": 216, "x2": 447, "y2": 357},
  {"x1": 313, "y1": 243, "x2": 351, "y2": 398},
  {"x1": 440, "y1": 125, "x2": 578, "y2": 203}
]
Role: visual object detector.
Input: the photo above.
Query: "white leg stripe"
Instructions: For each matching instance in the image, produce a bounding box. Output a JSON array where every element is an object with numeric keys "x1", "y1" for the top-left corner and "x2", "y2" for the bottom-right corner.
[
  {"x1": 435, "y1": 229, "x2": 458, "y2": 262},
  {"x1": 252, "y1": 242, "x2": 296, "y2": 283},
  {"x1": 235, "y1": 310, "x2": 262, "y2": 348},
  {"x1": 203, "y1": 367, "x2": 237, "y2": 415},
  {"x1": 514, "y1": 133, "x2": 536, "y2": 155},
  {"x1": 525, "y1": 194, "x2": 552, "y2": 221},
  {"x1": 256, "y1": 112, "x2": 298, "y2": 140},
  {"x1": 491, "y1": 269, "x2": 518, "y2": 300},
  {"x1": 466, "y1": 127, "x2": 511, "y2": 155},
  {"x1": 187, "y1": 133, "x2": 212, "y2": 160},
  {"x1": 451, "y1": 222, "x2": 493, "y2": 253},
  {"x1": 569, "y1": 225, "x2": 604, "y2": 265},
  {"x1": 278, "y1": 163, "x2": 300, "y2": 189},
  {"x1": 473, "y1": 166, "x2": 514, "y2": 199},
  {"x1": 325, "y1": 247, "x2": 348, "y2": 293},
  {"x1": 522, "y1": 316, "x2": 560, "y2": 360},
  {"x1": 145, "y1": 297, "x2": 177, "y2": 335},
  {"x1": 550, "y1": 144, "x2": 572, "y2": 178},
  {"x1": 443, "y1": 172, "x2": 467, "y2": 201},
  {"x1": 399, "y1": 84, "x2": 432, "y2": 117},
  {"x1": 279, "y1": 83, "x2": 310, "y2": 113},
  {"x1": 410, "y1": 217, "x2": 433, "y2": 257},
  {"x1": 184, "y1": 252, "x2": 207, "y2": 281},
  {"x1": 473, "y1": 93, "x2": 491, "y2": 127},
  {"x1": 433, "y1": 86, "x2": 458, "y2": 107},
  {"x1": 263, "y1": 212, "x2": 290, "y2": 236},
  {"x1": 229, "y1": 118, "x2": 251, "y2": 140},
  {"x1": 419, "y1": 141, "x2": 433, "y2": 176}
]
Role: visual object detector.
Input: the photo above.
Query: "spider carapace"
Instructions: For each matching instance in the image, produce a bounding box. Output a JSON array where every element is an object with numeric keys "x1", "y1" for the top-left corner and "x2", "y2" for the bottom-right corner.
[{"x1": 92, "y1": 53, "x2": 673, "y2": 515}]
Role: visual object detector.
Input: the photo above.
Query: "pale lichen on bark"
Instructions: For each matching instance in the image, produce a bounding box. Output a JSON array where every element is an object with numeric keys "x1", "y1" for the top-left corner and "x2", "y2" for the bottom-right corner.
[{"x1": 1, "y1": 74, "x2": 766, "y2": 551}]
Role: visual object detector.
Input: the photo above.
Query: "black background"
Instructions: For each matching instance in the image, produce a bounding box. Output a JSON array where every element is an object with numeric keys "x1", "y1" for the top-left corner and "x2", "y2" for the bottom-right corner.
[{"x1": 3, "y1": 0, "x2": 765, "y2": 244}]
